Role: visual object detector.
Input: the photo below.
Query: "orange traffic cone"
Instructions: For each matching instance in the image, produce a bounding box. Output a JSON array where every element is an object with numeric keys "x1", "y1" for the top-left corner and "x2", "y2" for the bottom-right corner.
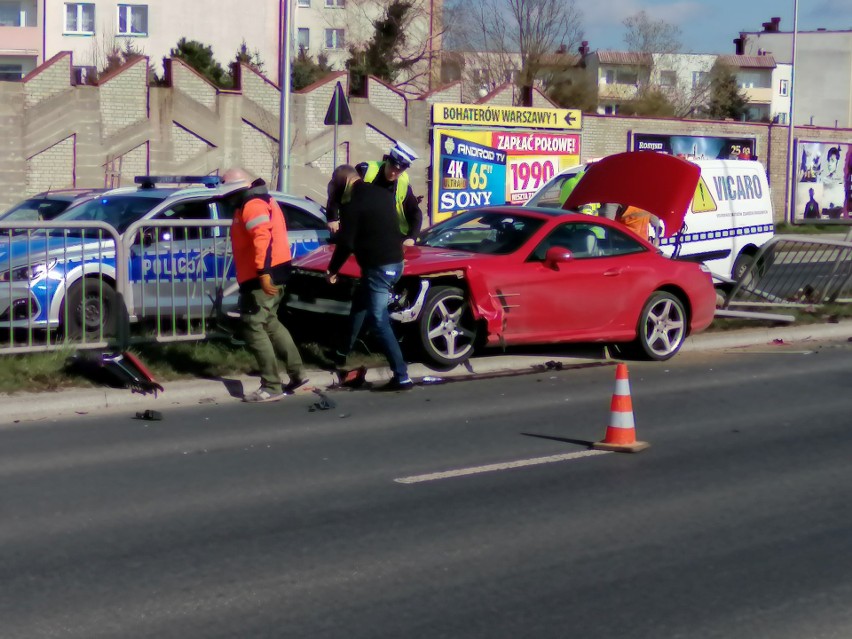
[{"x1": 592, "y1": 363, "x2": 649, "y2": 453}]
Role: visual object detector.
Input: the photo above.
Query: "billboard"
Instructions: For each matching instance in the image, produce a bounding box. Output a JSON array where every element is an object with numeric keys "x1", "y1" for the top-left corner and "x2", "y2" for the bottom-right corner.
[
  {"x1": 631, "y1": 133, "x2": 757, "y2": 160},
  {"x1": 431, "y1": 128, "x2": 581, "y2": 223},
  {"x1": 793, "y1": 140, "x2": 852, "y2": 222}
]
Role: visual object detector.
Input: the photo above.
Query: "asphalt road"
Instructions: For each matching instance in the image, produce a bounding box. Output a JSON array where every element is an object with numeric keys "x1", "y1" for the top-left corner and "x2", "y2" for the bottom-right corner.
[{"x1": 2, "y1": 341, "x2": 852, "y2": 638}]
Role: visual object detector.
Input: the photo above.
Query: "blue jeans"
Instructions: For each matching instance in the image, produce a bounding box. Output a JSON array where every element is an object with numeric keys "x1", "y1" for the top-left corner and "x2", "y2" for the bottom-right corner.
[{"x1": 344, "y1": 262, "x2": 408, "y2": 380}]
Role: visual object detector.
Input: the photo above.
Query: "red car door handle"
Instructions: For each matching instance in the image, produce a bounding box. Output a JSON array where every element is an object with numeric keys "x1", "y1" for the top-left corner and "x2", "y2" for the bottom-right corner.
[{"x1": 604, "y1": 268, "x2": 623, "y2": 277}]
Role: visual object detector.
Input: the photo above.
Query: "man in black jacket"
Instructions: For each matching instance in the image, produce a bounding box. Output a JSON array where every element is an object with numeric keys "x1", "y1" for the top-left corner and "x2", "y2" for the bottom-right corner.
[
  {"x1": 325, "y1": 141, "x2": 423, "y2": 245},
  {"x1": 326, "y1": 165, "x2": 412, "y2": 391}
]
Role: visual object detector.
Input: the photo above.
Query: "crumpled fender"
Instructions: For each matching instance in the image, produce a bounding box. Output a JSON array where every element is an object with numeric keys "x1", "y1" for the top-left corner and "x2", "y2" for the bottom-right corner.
[{"x1": 463, "y1": 267, "x2": 504, "y2": 334}]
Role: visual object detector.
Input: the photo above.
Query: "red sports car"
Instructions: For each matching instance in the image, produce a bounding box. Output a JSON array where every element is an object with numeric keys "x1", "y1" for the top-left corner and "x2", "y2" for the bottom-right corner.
[{"x1": 286, "y1": 152, "x2": 717, "y2": 367}]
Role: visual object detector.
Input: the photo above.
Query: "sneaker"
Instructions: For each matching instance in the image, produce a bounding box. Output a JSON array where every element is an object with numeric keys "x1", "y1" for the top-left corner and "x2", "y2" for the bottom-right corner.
[
  {"x1": 374, "y1": 376, "x2": 414, "y2": 392},
  {"x1": 283, "y1": 376, "x2": 310, "y2": 395},
  {"x1": 243, "y1": 387, "x2": 286, "y2": 403}
]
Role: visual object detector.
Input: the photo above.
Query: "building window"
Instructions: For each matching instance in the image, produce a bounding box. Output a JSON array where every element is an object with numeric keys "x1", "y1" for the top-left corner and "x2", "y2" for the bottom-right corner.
[
  {"x1": 604, "y1": 69, "x2": 615, "y2": 84},
  {"x1": 0, "y1": 64, "x2": 24, "y2": 81},
  {"x1": 692, "y1": 71, "x2": 709, "y2": 87},
  {"x1": 325, "y1": 0, "x2": 345, "y2": 6},
  {"x1": 779, "y1": 79, "x2": 789, "y2": 96},
  {"x1": 297, "y1": 0, "x2": 310, "y2": 6},
  {"x1": 297, "y1": 28, "x2": 310, "y2": 50},
  {"x1": 616, "y1": 70, "x2": 638, "y2": 85},
  {"x1": 660, "y1": 70, "x2": 677, "y2": 87},
  {"x1": 118, "y1": 4, "x2": 147, "y2": 35},
  {"x1": 604, "y1": 104, "x2": 619, "y2": 115},
  {"x1": 64, "y1": 3, "x2": 95, "y2": 34},
  {"x1": 0, "y1": 3, "x2": 22, "y2": 27},
  {"x1": 325, "y1": 28, "x2": 344, "y2": 49},
  {"x1": 72, "y1": 65, "x2": 96, "y2": 84}
]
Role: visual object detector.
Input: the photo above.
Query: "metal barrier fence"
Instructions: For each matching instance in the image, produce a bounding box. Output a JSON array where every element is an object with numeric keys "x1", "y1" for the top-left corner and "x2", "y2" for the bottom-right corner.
[
  {"x1": 121, "y1": 219, "x2": 236, "y2": 344},
  {"x1": 0, "y1": 221, "x2": 123, "y2": 354},
  {"x1": 723, "y1": 235, "x2": 852, "y2": 309},
  {"x1": 4, "y1": 218, "x2": 852, "y2": 355},
  {"x1": 0, "y1": 219, "x2": 238, "y2": 355}
]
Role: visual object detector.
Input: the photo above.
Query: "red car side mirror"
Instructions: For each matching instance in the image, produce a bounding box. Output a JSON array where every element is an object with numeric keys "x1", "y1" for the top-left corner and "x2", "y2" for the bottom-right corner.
[{"x1": 544, "y1": 246, "x2": 573, "y2": 269}]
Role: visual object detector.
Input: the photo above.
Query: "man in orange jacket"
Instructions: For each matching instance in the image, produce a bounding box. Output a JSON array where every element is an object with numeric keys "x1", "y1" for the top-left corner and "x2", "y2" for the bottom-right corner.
[
  {"x1": 615, "y1": 205, "x2": 661, "y2": 244},
  {"x1": 223, "y1": 168, "x2": 306, "y2": 402}
]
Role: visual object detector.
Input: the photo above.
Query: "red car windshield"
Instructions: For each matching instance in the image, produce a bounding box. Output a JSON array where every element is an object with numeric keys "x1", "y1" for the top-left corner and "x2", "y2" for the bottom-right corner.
[{"x1": 419, "y1": 211, "x2": 545, "y2": 255}]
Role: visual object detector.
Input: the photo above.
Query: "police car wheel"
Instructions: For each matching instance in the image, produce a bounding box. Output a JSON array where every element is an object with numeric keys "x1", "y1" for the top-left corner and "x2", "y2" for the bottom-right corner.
[
  {"x1": 62, "y1": 279, "x2": 118, "y2": 340},
  {"x1": 418, "y1": 286, "x2": 478, "y2": 368},
  {"x1": 633, "y1": 291, "x2": 686, "y2": 361}
]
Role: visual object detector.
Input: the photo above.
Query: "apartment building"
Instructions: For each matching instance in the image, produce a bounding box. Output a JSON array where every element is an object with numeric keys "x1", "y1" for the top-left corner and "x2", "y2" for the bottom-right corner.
[
  {"x1": 43, "y1": 0, "x2": 280, "y2": 83},
  {"x1": 0, "y1": 0, "x2": 40, "y2": 79},
  {"x1": 1, "y1": 0, "x2": 442, "y2": 92},
  {"x1": 588, "y1": 50, "x2": 776, "y2": 120},
  {"x1": 295, "y1": 0, "x2": 442, "y2": 93},
  {"x1": 736, "y1": 16, "x2": 852, "y2": 128}
]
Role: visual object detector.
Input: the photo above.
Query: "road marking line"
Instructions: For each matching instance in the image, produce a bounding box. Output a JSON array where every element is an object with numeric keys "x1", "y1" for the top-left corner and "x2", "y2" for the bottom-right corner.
[{"x1": 394, "y1": 450, "x2": 612, "y2": 484}]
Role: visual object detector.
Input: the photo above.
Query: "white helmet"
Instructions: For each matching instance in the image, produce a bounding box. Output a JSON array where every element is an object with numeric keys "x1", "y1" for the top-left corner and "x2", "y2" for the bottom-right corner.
[{"x1": 388, "y1": 141, "x2": 418, "y2": 168}]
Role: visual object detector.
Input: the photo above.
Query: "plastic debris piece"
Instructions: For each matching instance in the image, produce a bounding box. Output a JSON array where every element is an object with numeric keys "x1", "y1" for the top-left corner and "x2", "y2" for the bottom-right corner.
[
  {"x1": 772, "y1": 338, "x2": 785, "y2": 345},
  {"x1": 421, "y1": 376, "x2": 445, "y2": 385},
  {"x1": 135, "y1": 409, "x2": 163, "y2": 421},
  {"x1": 66, "y1": 351, "x2": 164, "y2": 396},
  {"x1": 544, "y1": 360, "x2": 564, "y2": 371},
  {"x1": 341, "y1": 366, "x2": 368, "y2": 388},
  {"x1": 309, "y1": 393, "x2": 337, "y2": 412}
]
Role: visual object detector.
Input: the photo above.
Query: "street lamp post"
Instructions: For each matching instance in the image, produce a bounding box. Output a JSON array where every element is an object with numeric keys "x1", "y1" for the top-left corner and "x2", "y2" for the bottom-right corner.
[
  {"x1": 278, "y1": 0, "x2": 292, "y2": 193},
  {"x1": 786, "y1": 0, "x2": 799, "y2": 223}
]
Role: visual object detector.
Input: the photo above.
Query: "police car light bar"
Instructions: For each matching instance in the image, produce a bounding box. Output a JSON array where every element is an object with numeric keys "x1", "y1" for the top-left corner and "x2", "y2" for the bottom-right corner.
[{"x1": 134, "y1": 176, "x2": 222, "y2": 189}]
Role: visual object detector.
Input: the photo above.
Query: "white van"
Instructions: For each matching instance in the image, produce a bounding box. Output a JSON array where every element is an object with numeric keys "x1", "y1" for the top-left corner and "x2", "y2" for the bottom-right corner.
[{"x1": 525, "y1": 158, "x2": 775, "y2": 282}]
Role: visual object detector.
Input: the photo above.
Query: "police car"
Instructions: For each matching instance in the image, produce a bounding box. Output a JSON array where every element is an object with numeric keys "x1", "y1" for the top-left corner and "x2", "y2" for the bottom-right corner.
[
  {"x1": 0, "y1": 176, "x2": 329, "y2": 338},
  {"x1": 0, "y1": 188, "x2": 108, "y2": 224}
]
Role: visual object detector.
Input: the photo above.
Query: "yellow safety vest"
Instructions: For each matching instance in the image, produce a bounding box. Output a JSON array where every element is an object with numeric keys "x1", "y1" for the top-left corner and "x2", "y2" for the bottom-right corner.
[{"x1": 364, "y1": 161, "x2": 410, "y2": 235}]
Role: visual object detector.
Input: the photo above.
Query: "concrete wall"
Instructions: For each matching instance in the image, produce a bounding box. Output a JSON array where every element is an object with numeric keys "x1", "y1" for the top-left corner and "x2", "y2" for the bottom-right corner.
[{"x1": 2, "y1": 51, "x2": 851, "y2": 225}]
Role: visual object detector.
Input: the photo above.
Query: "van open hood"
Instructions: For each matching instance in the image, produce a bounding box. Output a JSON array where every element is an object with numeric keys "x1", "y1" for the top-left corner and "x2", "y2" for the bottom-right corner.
[{"x1": 563, "y1": 151, "x2": 700, "y2": 237}]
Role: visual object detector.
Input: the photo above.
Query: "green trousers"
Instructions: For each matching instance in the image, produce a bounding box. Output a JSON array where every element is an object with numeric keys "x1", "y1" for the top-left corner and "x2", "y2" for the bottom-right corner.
[{"x1": 240, "y1": 287, "x2": 303, "y2": 391}]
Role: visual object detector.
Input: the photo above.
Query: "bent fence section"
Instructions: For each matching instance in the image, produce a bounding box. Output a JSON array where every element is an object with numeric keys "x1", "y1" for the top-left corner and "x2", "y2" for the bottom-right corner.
[
  {"x1": 0, "y1": 220, "x2": 239, "y2": 355},
  {"x1": 723, "y1": 235, "x2": 852, "y2": 309}
]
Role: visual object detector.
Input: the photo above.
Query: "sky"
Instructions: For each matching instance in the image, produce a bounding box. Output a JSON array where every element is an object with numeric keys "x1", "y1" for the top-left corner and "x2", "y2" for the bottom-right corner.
[{"x1": 583, "y1": 0, "x2": 852, "y2": 54}]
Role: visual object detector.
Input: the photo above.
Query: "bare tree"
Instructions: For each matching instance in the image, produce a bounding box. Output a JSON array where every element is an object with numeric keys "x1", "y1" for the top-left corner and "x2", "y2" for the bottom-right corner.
[
  {"x1": 450, "y1": 0, "x2": 584, "y2": 104},
  {"x1": 324, "y1": 0, "x2": 445, "y2": 94},
  {"x1": 621, "y1": 10, "x2": 715, "y2": 118},
  {"x1": 623, "y1": 10, "x2": 681, "y2": 55}
]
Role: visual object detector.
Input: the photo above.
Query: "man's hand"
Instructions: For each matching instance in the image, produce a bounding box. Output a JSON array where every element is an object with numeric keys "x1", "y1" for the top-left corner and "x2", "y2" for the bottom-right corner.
[
  {"x1": 327, "y1": 220, "x2": 340, "y2": 233},
  {"x1": 403, "y1": 238, "x2": 415, "y2": 247},
  {"x1": 326, "y1": 271, "x2": 338, "y2": 285},
  {"x1": 259, "y1": 273, "x2": 278, "y2": 296}
]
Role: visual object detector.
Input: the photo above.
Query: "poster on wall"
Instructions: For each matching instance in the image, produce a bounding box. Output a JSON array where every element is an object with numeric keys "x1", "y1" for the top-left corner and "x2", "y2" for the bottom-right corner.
[
  {"x1": 432, "y1": 128, "x2": 581, "y2": 223},
  {"x1": 631, "y1": 133, "x2": 757, "y2": 160},
  {"x1": 793, "y1": 140, "x2": 852, "y2": 222}
]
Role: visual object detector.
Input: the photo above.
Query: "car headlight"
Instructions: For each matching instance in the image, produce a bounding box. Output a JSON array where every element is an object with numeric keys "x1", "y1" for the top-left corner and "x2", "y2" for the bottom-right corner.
[{"x1": 0, "y1": 259, "x2": 57, "y2": 282}]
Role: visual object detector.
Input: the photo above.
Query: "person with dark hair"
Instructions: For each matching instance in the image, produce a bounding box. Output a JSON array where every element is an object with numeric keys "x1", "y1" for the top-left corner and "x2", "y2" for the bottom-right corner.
[
  {"x1": 222, "y1": 167, "x2": 307, "y2": 402},
  {"x1": 803, "y1": 187, "x2": 821, "y2": 220},
  {"x1": 821, "y1": 146, "x2": 843, "y2": 187},
  {"x1": 324, "y1": 164, "x2": 356, "y2": 234},
  {"x1": 325, "y1": 165, "x2": 413, "y2": 391}
]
